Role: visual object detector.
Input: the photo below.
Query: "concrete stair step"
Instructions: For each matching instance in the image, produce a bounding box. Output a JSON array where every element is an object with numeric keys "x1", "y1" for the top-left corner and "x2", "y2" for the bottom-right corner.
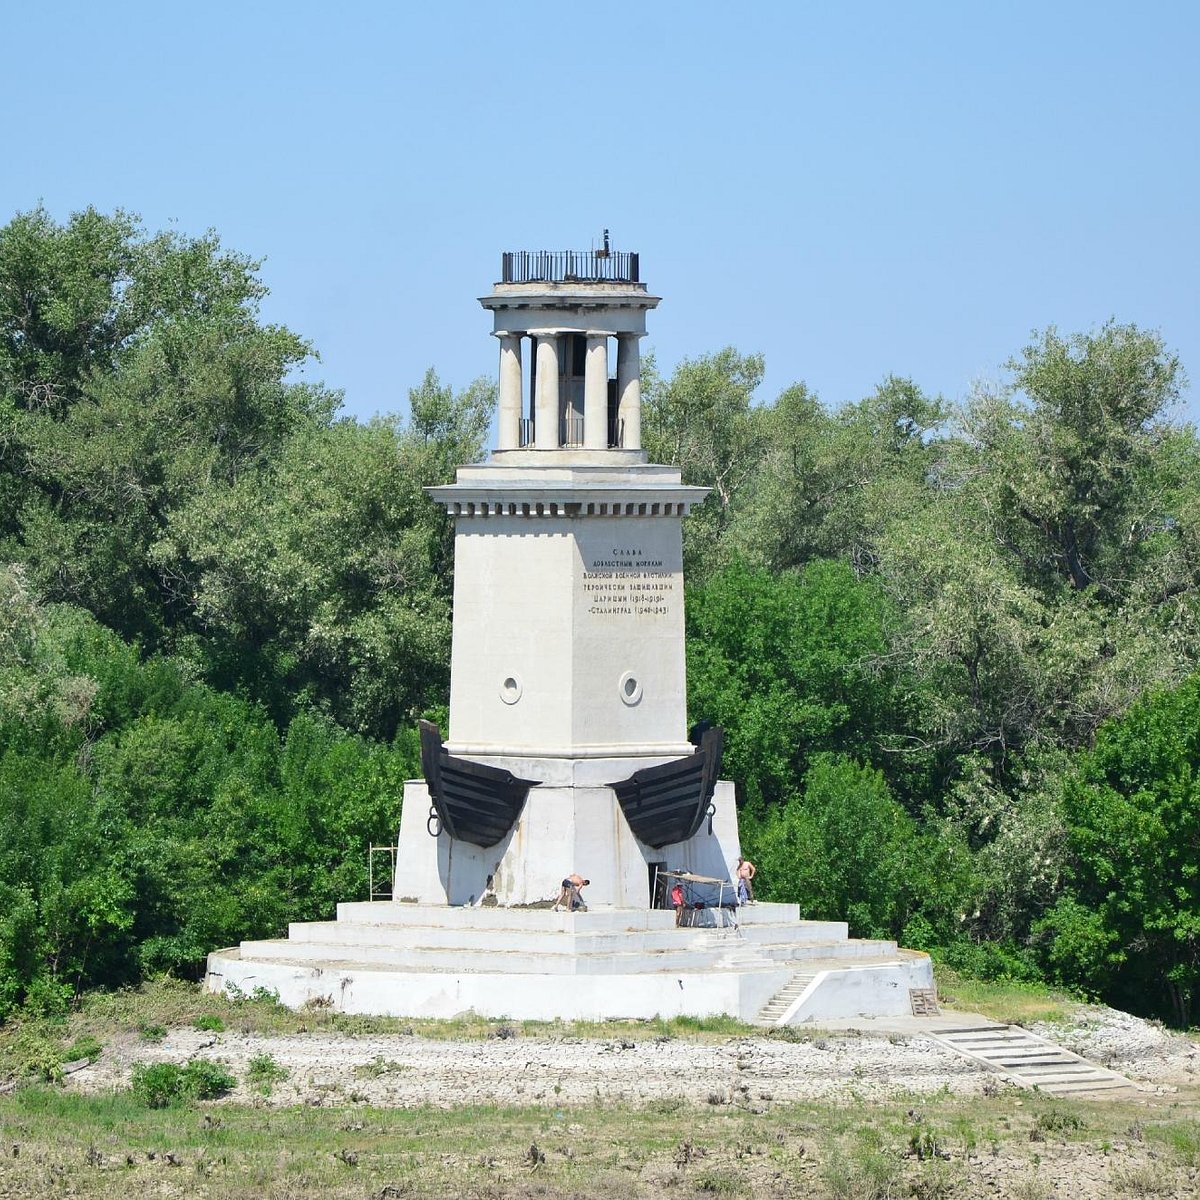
[
  {"x1": 218, "y1": 948, "x2": 787, "y2": 984},
  {"x1": 289, "y1": 919, "x2": 865, "y2": 956},
  {"x1": 238, "y1": 938, "x2": 770, "y2": 975},
  {"x1": 333, "y1": 902, "x2": 849, "y2": 940},
  {"x1": 335, "y1": 901, "x2": 846, "y2": 938},
  {"x1": 234, "y1": 928, "x2": 915, "y2": 976},
  {"x1": 926, "y1": 1025, "x2": 1137, "y2": 1096},
  {"x1": 751, "y1": 938, "x2": 898, "y2": 962},
  {"x1": 756, "y1": 971, "x2": 818, "y2": 1023},
  {"x1": 246, "y1": 930, "x2": 897, "y2": 974}
]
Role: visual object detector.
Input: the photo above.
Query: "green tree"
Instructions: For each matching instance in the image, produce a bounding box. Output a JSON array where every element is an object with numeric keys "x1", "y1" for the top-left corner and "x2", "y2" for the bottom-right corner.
[
  {"x1": 733, "y1": 376, "x2": 946, "y2": 575},
  {"x1": 864, "y1": 326, "x2": 1200, "y2": 773},
  {"x1": 0, "y1": 579, "x2": 419, "y2": 1013},
  {"x1": 1037, "y1": 672, "x2": 1200, "y2": 1026},
  {"x1": 160, "y1": 370, "x2": 491, "y2": 737},
  {"x1": 0, "y1": 206, "x2": 334, "y2": 644},
  {"x1": 686, "y1": 559, "x2": 898, "y2": 812},
  {"x1": 749, "y1": 755, "x2": 972, "y2": 941},
  {"x1": 642, "y1": 348, "x2": 768, "y2": 580},
  {"x1": 964, "y1": 322, "x2": 1190, "y2": 601}
]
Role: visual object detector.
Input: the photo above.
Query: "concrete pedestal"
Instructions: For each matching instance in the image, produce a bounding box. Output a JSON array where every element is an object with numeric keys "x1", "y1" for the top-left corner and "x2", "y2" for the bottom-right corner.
[{"x1": 206, "y1": 902, "x2": 934, "y2": 1024}]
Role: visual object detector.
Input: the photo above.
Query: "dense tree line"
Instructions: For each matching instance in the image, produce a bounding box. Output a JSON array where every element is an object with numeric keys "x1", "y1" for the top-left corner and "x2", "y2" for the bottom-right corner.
[
  {"x1": 0, "y1": 208, "x2": 485, "y2": 1018},
  {"x1": 1, "y1": 207, "x2": 1197, "y2": 1025},
  {"x1": 650, "y1": 333, "x2": 1200, "y2": 1026}
]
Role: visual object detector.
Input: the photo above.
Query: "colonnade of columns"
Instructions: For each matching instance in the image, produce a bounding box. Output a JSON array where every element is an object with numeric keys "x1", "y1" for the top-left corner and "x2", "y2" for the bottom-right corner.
[{"x1": 495, "y1": 331, "x2": 643, "y2": 452}]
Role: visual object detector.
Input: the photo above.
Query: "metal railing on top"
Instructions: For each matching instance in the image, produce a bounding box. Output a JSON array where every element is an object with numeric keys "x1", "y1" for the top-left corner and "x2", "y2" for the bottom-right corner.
[
  {"x1": 514, "y1": 416, "x2": 625, "y2": 449},
  {"x1": 501, "y1": 250, "x2": 639, "y2": 285}
]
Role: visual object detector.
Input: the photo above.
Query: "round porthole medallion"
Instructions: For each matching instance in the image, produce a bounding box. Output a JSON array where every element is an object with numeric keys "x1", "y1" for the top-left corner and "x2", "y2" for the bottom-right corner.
[
  {"x1": 618, "y1": 671, "x2": 643, "y2": 706},
  {"x1": 499, "y1": 674, "x2": 523, "y2": 705}
]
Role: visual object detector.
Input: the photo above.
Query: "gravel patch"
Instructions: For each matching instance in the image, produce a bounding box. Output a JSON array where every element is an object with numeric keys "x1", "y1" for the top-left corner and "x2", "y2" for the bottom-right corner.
[
  {"x1": 1033, "y1": 1003, "x2": 1200, "y2": 1087},
  {"x1": 65, "y1": 1007, "x2": 1200, "y2": 1109},
  {"x1": 76, "y1": 1027, "x2": 987, "y2": 1107}
]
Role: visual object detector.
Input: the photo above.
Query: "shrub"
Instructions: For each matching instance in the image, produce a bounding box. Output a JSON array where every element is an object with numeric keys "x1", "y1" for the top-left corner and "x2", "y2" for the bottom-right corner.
[
  {"x1": 130, "y1": 1062, "x2": 185, "y2": 1108},
  {"x1": 182, "y1": 1058, "x2": 236, "y2": 1099},
  {"x1": 935, "y1": 939, "x2": 1042, "y2": 984},
  {"x1": 63, "y1": 1035, "x2": 103, "y2": 1063},
  {"x1": 130, "y1": 1058, "x2": 235, "y2": 1107}
]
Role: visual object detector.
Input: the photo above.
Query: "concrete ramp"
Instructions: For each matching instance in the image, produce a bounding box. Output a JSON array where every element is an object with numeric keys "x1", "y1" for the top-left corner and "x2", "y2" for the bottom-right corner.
[{"x1": 925, "y1": 1024, "x2": 1137, "y2": 1096}]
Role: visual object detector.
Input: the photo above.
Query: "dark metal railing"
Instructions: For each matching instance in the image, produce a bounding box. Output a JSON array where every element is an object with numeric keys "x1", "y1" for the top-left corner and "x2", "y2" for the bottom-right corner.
[
  {"x1": 514, "y1": 416, "x2": 626, "y2": 449},
  {"x1": 501, "y1": 249, "x2": 639, "y2": 285}
]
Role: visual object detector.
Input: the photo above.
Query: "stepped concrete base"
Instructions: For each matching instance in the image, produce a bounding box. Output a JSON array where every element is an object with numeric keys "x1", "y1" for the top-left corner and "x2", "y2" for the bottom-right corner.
[{"x1": 206, "y1": 901, "x2": 934, "y2": 1024}]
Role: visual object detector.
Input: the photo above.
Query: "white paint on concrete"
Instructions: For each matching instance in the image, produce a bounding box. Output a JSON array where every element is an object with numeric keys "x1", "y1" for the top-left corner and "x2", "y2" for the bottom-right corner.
[{"x1": 496, "y1": 333, "x2": 522, "y2": 450}]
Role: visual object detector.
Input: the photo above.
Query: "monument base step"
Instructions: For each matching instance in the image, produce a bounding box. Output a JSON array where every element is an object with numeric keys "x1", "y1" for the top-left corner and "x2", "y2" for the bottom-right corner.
[{"x1": 206, "y1": 902, "x2": 932, "y2": 1023}]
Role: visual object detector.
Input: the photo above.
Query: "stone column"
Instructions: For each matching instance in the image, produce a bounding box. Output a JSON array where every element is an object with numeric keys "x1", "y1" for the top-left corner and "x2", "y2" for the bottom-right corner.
[
  {"x1": 583, "y1": 334, "x2": 609, "y2": 450},
  {"x1": 616, "y1": 334, "x2": 642, "y2": 451},
  {"x1": 497, "y1": 334, "x2": 523, "y2": 450},
  {"x1": 533, "y1": 333, "x2": 561, "y2": 449}
]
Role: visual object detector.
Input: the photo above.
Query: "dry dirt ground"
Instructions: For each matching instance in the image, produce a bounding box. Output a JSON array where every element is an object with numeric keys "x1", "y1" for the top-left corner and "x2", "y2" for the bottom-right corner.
[
  {"x1": 23, "y1": 1006, "x2": 1196, "y2": 1199},
  {"x1": 70, "y1": 1003, "x2": 1199, "y2": 1108}
]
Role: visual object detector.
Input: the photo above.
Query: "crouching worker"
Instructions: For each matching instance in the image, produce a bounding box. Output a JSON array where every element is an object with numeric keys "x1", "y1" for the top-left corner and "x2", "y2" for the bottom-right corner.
[{"x1": 554, "y1": 873, "x2": 589, "y2": 912}]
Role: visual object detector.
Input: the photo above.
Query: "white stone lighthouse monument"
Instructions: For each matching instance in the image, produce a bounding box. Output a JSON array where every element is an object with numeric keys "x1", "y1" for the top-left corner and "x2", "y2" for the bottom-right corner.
[
  {"x1": 207, "y1": 242, "x2": 934, "y2": 1023},
  {"x1": 395, "y1": 241, "x2": 736, "y2": 909}
]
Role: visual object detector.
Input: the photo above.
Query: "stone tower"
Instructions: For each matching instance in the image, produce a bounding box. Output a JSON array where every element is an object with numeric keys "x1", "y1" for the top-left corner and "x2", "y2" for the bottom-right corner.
[{"x1": 394, "y1": 241, "x2": 739, "y2": 908}]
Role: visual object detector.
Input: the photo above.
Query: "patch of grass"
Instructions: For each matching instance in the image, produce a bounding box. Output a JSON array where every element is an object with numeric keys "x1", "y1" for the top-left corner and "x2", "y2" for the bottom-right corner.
[
  {"x1": 56, "y1": 978, "x2": 770, "y2": 1046},
  {"x1": 1009, "y1": 1173, "x2": 1051, "y2": 1200},
  {"x1": 136, "y1": 1020, "x2": 167, "y2": 1042},
  {"x1": 1034, "y1": 1106, "x2": 1087, "y2": 1135},
  {"x1": 1111, "y1": 1162, "x2": 1178, "y2": 1195},
  {"x1": 0, "y1": 1088, "x2": 1194, "y2": 1200},
  {"x1": 63, "y1": 1033, "x2": 103, "y2": 1063},
  {"x1": 909, "y1": 1159, "x2": 956, "y2": 1200},
  {"x1": 692, "y1": 1166, "x2": 749, "y2": 1195},
  {"x1": 934, "y1": 964, "x2": 1077, "y2": 1025},
  {"x1": 1146, "y1": 1120, "x2": 1200, "y2": 1165},
  {"x1": 353, "y1": 1055, "x2": 410, "y2": 1079},
  {"x1": 245, "y1": 1052, "x2": 289, "y2": 1095}
]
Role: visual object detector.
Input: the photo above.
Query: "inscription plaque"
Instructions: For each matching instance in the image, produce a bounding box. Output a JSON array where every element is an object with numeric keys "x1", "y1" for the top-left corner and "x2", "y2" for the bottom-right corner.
[{"x1": 582, "y1": 546, "x2": 677, "y2": 618}]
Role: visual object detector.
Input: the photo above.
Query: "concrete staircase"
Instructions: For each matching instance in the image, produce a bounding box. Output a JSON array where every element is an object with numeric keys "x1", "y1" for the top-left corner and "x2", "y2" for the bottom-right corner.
[
  {"x1": 756, "y1": 971, "x2": 817, "y2": 1024},
  {"x1": 925, "y1": 1025, "x2": 1137, "y2": 1096},
  {"x1": 207, "y1": 901, "x2": 932, "y2": 1023}
]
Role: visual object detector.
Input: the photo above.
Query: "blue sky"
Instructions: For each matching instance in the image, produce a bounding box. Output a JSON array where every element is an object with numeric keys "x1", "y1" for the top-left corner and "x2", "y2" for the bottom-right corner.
[{"x1": 6, "y1": 1, "x2": 1198, "y2": 424}]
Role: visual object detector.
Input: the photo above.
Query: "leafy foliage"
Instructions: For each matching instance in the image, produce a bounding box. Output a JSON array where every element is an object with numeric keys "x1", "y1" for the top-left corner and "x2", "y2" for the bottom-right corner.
[
  {"x1": 1038, "y1": 672, "x2": 1200, "y2": 1025},
  {"x1": 129, "y1": 1058, "x2": 236, "y2": 1107},
  {"x1": 686, "y1": 559, "x2": 898, "y2": 811},
  {"x1": 749, "y1": 755, "x2": 973, "y2": 941},
  {"x1": 0, "y1": 589, "x2": 416, "y2": 1019},
  {"x1": 3, "y1": 203, "x2": 1199, "y2": 1027}
]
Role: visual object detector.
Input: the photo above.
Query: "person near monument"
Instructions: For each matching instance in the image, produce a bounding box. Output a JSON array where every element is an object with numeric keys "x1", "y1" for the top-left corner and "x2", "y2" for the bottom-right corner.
[
  {"x1": 555, "y1": 873, "x2": 589, "y2": 912},
  {"x1": 736, "y1": 857, "x2": 756, "y2": 905},
  {"x1": 670, "y1": 880, "x2": 685, "y2": 926}
]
